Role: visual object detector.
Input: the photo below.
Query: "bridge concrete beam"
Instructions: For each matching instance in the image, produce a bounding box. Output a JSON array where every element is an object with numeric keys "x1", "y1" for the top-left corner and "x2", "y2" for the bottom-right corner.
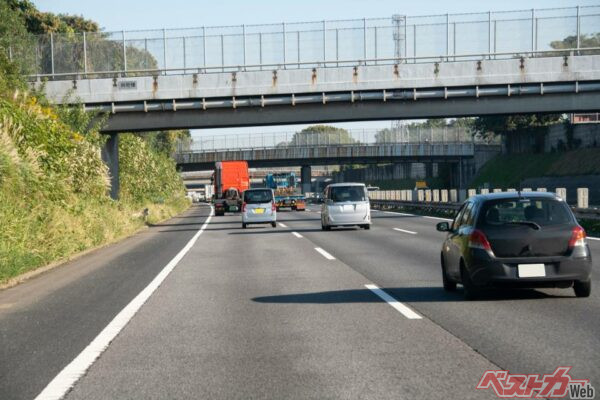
[
  {"x1": 102, "y1": 92, "x2": 600, "y2": 133},
  {"x1": 101, "y1": 133, "x2": 120, "y2": 200}
]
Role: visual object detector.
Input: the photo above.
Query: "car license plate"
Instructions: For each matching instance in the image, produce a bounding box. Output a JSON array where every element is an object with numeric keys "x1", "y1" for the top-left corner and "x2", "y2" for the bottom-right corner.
[
  {"x1": 517, "y1": 264, "x2": 546, "y2": 278},
  {"x1": 254, "y1": 208, "x2": 265, "y2": 214}
]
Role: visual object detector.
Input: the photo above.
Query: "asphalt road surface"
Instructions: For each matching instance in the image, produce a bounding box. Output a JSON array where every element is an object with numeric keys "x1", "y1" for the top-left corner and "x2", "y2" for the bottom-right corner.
[{"x1": 1, "y1": 203, "x2": 598, "y2": 399}]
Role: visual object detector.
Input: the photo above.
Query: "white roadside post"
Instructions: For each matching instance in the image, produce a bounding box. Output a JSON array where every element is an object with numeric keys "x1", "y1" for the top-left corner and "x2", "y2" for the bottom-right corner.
[
  {"x1": 577, "y1": 188, "x2": 589, "y2": 209},
  {"x1": 450, "y1": 189, "x2": 458, "y2": 203},
  {"x1": 441, "y1": 189, "x2": 449, "y2": 203},
  {"x1": 556, "y1": 187, "x2": 567, "y2": 201},
  {"x1": 432, "y1": 189, "x2": 440, "y2": 202}
]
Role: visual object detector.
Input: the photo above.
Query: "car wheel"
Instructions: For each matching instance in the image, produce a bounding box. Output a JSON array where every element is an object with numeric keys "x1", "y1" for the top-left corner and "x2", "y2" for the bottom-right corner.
[
  {"x1": 441, "y1": 255, "x2": 456, "y2": 292},
  {"x1": 362, "y1": 224, "x2": 370, "y2": 230},
  {"x1": 574, "y1": 280, "x2": 591, "y2": 298},
  {"x1": 271, "y1": 222, "x2": 277, "y2": 228},
  {"x1": 460, "y1": 262, "x2": 480, "y2": 300},
  {"x1": 242, "y1": 223, "x2": 247, "y2": 229},
  {"x1": 321, "y1": 222, "x2": 330, "y2": 231}
]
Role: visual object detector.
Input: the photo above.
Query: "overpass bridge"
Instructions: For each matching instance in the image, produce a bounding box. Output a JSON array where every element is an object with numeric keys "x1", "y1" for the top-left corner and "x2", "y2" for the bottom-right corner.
[
  {"x1": 9, "y1": 5, "x2": 598, "y2": 197},
  {"x1": 13, "y1": 5, "x2": 600, "y2": 132},
  {"x1": 174, "y1": 128, "x2": 501, "y2": 191}
]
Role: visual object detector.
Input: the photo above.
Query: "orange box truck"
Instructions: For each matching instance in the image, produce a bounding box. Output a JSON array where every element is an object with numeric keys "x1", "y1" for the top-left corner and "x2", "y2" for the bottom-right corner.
[{"x1": 212, "y1": 161, "x2": 249, "y2": 216}]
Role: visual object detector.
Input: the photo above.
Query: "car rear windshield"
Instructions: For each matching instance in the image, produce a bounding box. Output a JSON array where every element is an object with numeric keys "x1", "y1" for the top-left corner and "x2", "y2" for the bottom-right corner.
[
  {"x1": 330, "y1": 186, "x2": 366, "y2": 202},
  {"x1": 244, "y1": 190, "x2": 273, "y2": 204},
  {"x1": 478, "y1": 197, "x2": 574, "y2": 227}
]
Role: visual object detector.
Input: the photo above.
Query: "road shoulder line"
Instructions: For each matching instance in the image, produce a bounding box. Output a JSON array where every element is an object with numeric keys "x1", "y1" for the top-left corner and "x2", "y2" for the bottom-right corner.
[{"x1": 34, "y1": 207, "x2": 214, "y2": 400}]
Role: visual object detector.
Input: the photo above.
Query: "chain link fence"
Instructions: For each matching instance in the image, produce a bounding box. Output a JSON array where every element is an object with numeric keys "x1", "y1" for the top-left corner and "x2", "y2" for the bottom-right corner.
[{"x1": 5, "y1": 5, "x2": 599, "y2": 78}]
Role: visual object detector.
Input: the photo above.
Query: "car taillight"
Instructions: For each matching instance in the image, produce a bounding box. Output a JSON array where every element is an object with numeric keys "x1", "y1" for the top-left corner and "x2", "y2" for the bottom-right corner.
[
  {"x1": 468, "y1": 229, "x2": 492, "y2": 251},
  {"x1": 242, "y1": 202, "x2": 247, "y2": 212},
  {"x1": 568, "y1": 226, "x2": 586, "y2": 249},
  {"x1": 272, "y1": 201, "x2": 276, "y2": 211}
]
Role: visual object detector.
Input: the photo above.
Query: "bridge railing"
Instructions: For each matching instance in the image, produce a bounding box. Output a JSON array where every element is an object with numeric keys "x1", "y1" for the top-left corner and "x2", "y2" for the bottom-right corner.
[
  {"x1": 6, "y1": 5, "x2": 600, "y2": 79},
  {"x1": 176, "y1": 127, "x2": 497, "y2": 153}
]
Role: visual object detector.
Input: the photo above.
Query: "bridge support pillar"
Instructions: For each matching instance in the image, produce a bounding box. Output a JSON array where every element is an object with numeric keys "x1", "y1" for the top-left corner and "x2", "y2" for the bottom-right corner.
[
  {"x1": 451, "y1": 159, "x2": 470, "y2": 189},
  {"x1": 101, "y1": 133, "x2": 120, "y2": 200},
  {"x1": 301, "y1": 165, "x2": 311, "y2": 194}
]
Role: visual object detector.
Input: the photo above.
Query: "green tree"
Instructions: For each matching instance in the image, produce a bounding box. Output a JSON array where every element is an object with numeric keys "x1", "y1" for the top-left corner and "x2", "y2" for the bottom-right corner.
[
  {"x1": 290, "y1": 125, "x2": 356, "y2": 146},
  {"x1": 550, "y1": 33, "x2": 600, "y2": 55}
]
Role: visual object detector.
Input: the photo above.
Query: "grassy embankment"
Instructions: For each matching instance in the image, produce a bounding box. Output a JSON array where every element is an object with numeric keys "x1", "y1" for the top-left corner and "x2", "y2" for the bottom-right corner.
[
  {"x1": 471, "y1": 149, "x2": 600, "y2": 188},
  {"x1": 0, "y1": 88, "x2": 189, "y2": 284}
]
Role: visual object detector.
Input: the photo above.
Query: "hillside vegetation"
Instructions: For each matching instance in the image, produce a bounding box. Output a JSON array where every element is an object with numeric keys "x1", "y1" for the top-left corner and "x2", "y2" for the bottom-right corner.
[
  {"x1": 0, "y1": 2, "x2": 189, "y2": 284},
  {"x1": 471, "y1": 148, "x2": 600, "y2": 188}
]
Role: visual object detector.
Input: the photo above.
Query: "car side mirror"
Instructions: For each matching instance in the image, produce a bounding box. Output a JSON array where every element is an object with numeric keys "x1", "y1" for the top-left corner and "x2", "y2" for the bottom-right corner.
[{"x1": 436, "y1": 222, "x2": 450, "y2": 232}]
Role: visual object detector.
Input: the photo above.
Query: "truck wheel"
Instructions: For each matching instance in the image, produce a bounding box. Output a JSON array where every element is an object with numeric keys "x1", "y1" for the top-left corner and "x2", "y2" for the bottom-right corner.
[
  {"x1": 271, "y1": 222, "x2": 277, "y2": 228},
  {"x1": 242, "y1": 223, "x2": 247, "y2": 229}
]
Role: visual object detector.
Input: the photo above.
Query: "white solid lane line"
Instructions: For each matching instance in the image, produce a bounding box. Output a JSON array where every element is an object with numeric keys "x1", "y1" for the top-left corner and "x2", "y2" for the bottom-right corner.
[
  {"x1": 292, "y1": 231, "x2": 303, "y2": 238},
  {"x1": 393, "y1": 228, "x2": 417, "y2": 235},
  {"x1": 34, "y1": 206, "x2": 215, "y2": 400},
  {"x1": 315, "y1": 247, "x2": 336, "y2": 260},
  {"x1": 278, "y1": 222, "x2": 287, "y2": 228},
  {"x1": 588, "y1": 236, "x2": 600, "y2": 241},
  {"x1": 365, "y1": 284, "x2": 422, "y2": 320}
]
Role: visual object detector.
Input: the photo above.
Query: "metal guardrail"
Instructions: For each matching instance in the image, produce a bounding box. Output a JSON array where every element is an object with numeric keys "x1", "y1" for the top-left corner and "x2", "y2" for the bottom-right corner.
[{"x1": 7, "y1": 5, "x2": 600, "y2": 79}]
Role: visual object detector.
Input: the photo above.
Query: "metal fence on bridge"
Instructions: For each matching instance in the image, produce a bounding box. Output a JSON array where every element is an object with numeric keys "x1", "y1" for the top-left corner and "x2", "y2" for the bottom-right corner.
[
  {"x1": 177, "y1": 126, "x2": 497, "y2": 153},
  {"x1": 7, "y1": 5, "x2": 600, "y2": 79}
]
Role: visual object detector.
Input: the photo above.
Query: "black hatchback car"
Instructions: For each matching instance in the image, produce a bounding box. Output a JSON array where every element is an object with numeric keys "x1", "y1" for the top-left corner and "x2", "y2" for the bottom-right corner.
[{"x1": 436, "y1": 192, "x2": 592, "y2": 300}]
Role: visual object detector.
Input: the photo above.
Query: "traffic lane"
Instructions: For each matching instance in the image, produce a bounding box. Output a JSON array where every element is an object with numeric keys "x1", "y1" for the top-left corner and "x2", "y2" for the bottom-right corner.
[
  {"x1": 277, "y1": 210, "x2": 600, "y2": 385},
  {"x1": 371, "y1": 209, "x2": 600, "y2": 285},
  {"x1": 0, "y1": 204, "x2": 210, "y2": 400},
  {"x1": 66, "y1": 212, "x2": 499, "y2": 400}
]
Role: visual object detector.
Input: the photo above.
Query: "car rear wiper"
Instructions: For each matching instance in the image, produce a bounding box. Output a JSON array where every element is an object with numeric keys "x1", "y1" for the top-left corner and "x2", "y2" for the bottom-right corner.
[{"x1": 503, "y1": 221, "x2": 541, "y2": 230}]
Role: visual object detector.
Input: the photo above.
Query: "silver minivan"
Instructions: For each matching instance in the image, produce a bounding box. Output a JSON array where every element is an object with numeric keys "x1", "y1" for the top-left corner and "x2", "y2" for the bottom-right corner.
[
  {"x1": 321, "y1": 183, "x2": 371, "y2": 230},
  {"x1": 242, "y1": 189, "x2": 277, "y2": 228}
]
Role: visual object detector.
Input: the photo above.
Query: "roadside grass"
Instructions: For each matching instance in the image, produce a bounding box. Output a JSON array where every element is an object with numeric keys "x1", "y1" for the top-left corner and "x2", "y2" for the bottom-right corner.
[{"x1": 0, "y1": 93, "x2": 189, "y2": 285}]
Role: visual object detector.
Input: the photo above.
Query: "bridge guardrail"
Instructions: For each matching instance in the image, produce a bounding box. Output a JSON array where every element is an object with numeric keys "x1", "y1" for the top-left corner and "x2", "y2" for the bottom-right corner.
[
  {"x1": 8, "y1": 5, "x2": 600, "y2": 79},
  {"x1": 176, "y1": 127, "x2": 492, "y2": 153}
]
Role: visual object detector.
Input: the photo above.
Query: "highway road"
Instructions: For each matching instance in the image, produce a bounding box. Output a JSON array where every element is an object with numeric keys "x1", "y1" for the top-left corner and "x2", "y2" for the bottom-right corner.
[{"x1": 1, "y1": 203, "x2": 598, "y2": 399}]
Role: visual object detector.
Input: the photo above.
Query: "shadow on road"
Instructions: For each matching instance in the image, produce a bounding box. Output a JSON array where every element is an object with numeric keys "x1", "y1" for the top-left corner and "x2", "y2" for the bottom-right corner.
[{"x1": 252, "y1": 287, "x2": 572, "y2": 303}]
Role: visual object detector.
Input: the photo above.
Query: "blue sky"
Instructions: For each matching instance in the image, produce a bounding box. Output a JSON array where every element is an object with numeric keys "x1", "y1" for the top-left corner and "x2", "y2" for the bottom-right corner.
[{"x1": 32, "y1": 0, "x2": 597, "y2": 138}]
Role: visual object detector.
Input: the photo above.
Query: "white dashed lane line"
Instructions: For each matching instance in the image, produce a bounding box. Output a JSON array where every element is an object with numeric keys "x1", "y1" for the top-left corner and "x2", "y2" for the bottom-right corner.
[
  {"x1": 278, "y1": 222, "x2": 287, "y2": 228},
  {"x1": 292, "y1": 231, "x2": 303, "y2": 238},
  {"x1": 423, "y1": 215, "x2": 453, "y2": 222},
  {"x1": 365, "y1": 284, "x2": 422, "y2": 320},
  {"x1": 314, "y1": 247, "x2": 336, "y2": 260},
  {"x1": 393, "y1": 228, "x2": 417, "y2": 235}
]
